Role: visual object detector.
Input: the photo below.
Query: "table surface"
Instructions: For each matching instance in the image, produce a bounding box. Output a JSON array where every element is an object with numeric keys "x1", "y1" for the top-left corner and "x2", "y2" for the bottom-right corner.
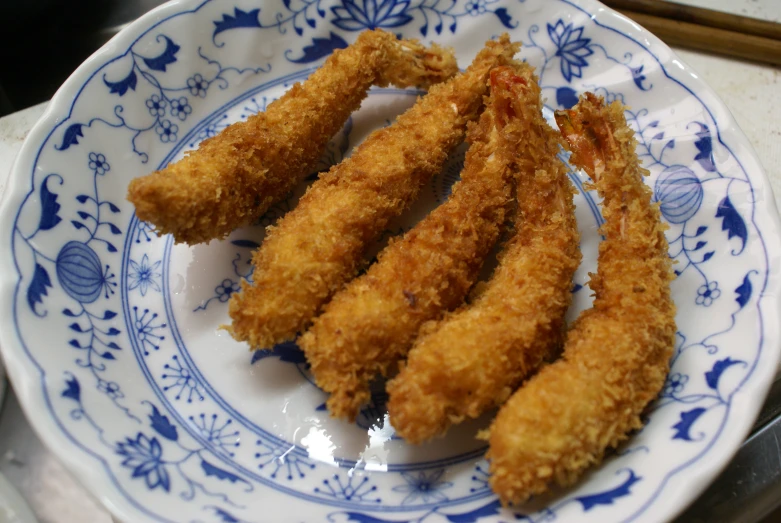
[{"x1": 0, "y1": 1, "x2": 779, "y2": 522}]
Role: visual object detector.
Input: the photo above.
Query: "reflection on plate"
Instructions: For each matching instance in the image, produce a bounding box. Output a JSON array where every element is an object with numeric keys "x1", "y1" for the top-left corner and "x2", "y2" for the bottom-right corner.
[{"x1": 0, "y1": 0, "x2": 779, "y2": 522}]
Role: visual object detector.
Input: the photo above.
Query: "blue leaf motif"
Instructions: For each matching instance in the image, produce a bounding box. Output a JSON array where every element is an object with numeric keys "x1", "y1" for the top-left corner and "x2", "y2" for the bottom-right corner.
[
  {"x1": 101, "y1": 351, "x2": 115, "y2": 360},
  {"x1": 56, "y1": 123, "x2": 84, "y2": 150},
  {"x1": 555, "y1": 86, "x2": 578, "y2": 109},
  {"x1": 735, "y1": 272, "x2": 754, "y2": 309},
  {"x1": 38, "y1": 174, "x2": 63, "y2": 231},
  {"x1": 212, "y1": 507, "x2": 241, "y2": 523},
  {"x1": 201, "y1": 459, "x2": 243, "y2": 483},
  {"x1": 142, "y1": 36, "x2": 180, "y2": 72},
  {"x1": 103, "y1": 70, "x2": 138, "y2": 96},
  {"x1": 493, "y1": 8, "x2": 516, "y2": 29},
  {"x1": 341, "y1": 513, "x2": 408, "y2": 523},
  {"x1": 213, "y1": 8, "x2": 261, "y2": 38},
  {"x1": 715, "y1": 196, "x2": 747, "y2": 254},
  {"x1": 286, "y1": 32, "x2": 349, "y2": 63},
  {"x1": 701, "y1": 251, "x2": 715, "y2": 262},
  {"x1": 695, "y1": 225, "x2": 708, "y2": 236},
  {"x1": 27, "y1": 263, "x2": 53, "y2": 316},
  {"x1": 631, "y1": 65, "x2": 650, "y2": 90},
  {"x1": 705, "y1": 357, "x2": 743, "y2": 390},
  {"x1": 690, "y1": 122, "x2": 716, "y2": 172},
  {"x1": 231, "y1": 239, "x2": 260, "y2": 249},
  {"x1": 672, "y1": 407, "x2": 706, "y2": 441},
  {"x1": 62, "y1": 375, "x2": 81, "y2": 402},
  {"x1": 103, "y1": 310, "x2": 117, "y2": 320},
  {"x1": 251, "y1": 340, "x2": 307, "y2": 364},
  {"x1": 575, "y1": 470, "x2": 641, "y2": 510},
  {"x1": 148, "y1": 404, "x2": 178, "y2": 441},
  {"x1": 445, "y1": 499, "x2": 501, "y2": 522}
]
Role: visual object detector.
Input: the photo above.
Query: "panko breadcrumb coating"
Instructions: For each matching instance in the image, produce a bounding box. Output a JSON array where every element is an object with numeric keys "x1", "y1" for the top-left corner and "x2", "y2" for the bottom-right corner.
[
  {"x1": 127, "y1": 29, "x2": 458, "y2": 245},
  {"x1": 299, "y1": 64, "x2": 522, "y2": 421},
  {"x1": 228, "y1": 35, "x2": 521, "y2": 350},
  {"x1": 386, "y1": 65, "x2": 580, "y2": 444},
  {"x1": 486, "y1": 93, "x2": 676, "y2": 504}
]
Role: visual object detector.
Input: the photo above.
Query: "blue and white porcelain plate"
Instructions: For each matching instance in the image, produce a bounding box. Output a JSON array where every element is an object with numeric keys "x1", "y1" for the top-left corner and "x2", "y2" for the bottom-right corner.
[{"x1": 1, "y1": 0, "x2": 780, "y2": 521}]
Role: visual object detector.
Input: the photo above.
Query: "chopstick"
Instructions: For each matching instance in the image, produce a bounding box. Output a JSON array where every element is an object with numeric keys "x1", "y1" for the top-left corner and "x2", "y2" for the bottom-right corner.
[
  {"x1": 602, "y1": 0, "x2": 781, "y2": 40},
  {"x1": 601, "y1": 0, "x2": 781, "y2": 66}
]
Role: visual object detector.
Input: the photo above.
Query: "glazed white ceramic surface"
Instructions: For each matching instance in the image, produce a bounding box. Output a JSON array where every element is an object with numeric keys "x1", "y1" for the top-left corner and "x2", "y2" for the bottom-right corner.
[{"x1": 1, "y1": 0, "x2": 779, "y2": 521}]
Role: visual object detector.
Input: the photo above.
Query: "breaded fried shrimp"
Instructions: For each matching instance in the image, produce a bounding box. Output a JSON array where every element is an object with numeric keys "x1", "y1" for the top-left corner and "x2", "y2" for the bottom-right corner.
[
  {"x1": 486, "y1": 93, "x2": 676, "y2": 504},
  {"x1": 386, "y1": 66, "x2": 580, "y2": 444},
  {"x1": 228, "y1": 35, "x2": 521, "y2": 350},
  {"x1": 299, "y1": 67, "x2": 520, "y2": 421},
  {"x1": 127, "y1": 29, "x2": 458, "y2": 245}
]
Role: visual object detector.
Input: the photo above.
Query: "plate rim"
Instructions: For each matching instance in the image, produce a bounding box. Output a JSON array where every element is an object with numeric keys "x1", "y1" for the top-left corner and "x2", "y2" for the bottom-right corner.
[{"x1": 0, "y1": 0, "x2": 779, "y2": 521}]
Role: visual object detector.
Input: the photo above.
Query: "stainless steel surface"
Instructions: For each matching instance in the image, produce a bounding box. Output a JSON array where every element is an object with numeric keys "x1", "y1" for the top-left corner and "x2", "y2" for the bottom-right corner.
[
  {"x1": 0, "y1": 390, "x2": 111, "y2": 523},
  {"x1": 674, "y1": 376, "x2": 781, "y2": 523}
]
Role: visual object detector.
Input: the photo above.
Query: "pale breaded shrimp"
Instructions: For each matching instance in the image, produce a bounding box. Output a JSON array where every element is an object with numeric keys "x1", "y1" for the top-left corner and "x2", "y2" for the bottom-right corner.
[
  {"x1": 386, "y1": 65, "x2": 580, "y2": 444},
  {"x1": 299, "y1": 65, "x2": 522, "y2": 421},
  {"x1": 228, "y1": 35, "x2": 521, "y2": 350},
  {"x1": 486, "y1": 93, "x2": 676, "y2": 504},
  {"x1": 127, "y1": 29, "x2": 458, "y2": 245}
]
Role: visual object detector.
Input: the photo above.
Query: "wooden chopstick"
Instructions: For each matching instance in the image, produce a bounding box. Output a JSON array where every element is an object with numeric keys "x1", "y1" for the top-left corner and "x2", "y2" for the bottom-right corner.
[
  {"x1": 609, "y1": 8, "x2": 781, "y2": 67},
  {"x1": 601, "y1": 0, "x2": 781, "y2": 41}
]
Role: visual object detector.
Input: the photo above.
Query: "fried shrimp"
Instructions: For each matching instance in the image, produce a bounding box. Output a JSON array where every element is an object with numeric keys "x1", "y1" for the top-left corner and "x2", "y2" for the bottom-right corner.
[
  {"x1": 486, "y1": 93, "x2": 676, "y2": 504},
  {"x1": 127, "y1": 29, "x2": 458, "y2": 245},
  {"x1": 299, "y1": 65, "x2": 522, "y2": 421},
  {"x1": 228, "y1": 35, "x2": 520, "y2": 351},
  {"x1": 386, "y1": 66, "x2": 580, "y2": 444}
]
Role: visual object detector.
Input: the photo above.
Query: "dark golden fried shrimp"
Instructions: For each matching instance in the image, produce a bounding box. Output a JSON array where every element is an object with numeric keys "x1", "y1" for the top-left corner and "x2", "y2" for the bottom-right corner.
[
  {"x1": 299, "y1": 67, "x2": 520, "y2": 421},
  {"x1": 486, "y1": 93, "x2": 676, "y2": 504},
  {"x1": 386, "y1": 65, "x2": 580, "y2": 444},
  {"x1": 127, "y1": 29, "x2": 458, "y2": 245},
  {"x1": 228, "y1": 35, "x2": 521, "y2": 351}
]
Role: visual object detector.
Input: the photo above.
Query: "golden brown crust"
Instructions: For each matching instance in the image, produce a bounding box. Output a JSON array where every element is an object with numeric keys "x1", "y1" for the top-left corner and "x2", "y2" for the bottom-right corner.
[
  {"x1": 298, "y1": 65, "x2": 519, "y2": 421},
  {"x1": 227, "y1": 35, "x2": 521, "y2": 350},
  {"x1": 486, "y1": 93, "x2": 677, "y2": 504},
  {"x1": 126, "y1": 29, "x2": 458, "y2": 245},
  {"x1": 386, "y1": 65, "x2": 581, "y2": 444}
]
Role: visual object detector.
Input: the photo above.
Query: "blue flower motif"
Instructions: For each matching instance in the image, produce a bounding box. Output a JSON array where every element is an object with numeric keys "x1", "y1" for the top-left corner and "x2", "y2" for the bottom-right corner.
[
  {"x1": 548, "y1": 20, "x2": 594, "y2": 82},
  {"x1": 145, "y1": 94, "x2": 167, "y2": 117},
  {"x1": 215, "y1": 279, "x2": 240, "y2": 303},
  {"x1": 392, "y1": 469, "x2": 453, "y2": 505},
  {"x1": 465, "y1": 0, "x2": 487, "y2": 16},
  {"x1": 332, "y1": 0, "x2": 413, "y2": 31},
  {"x1": 88, "y1": 152, "x2": 110, "y2": 175},
  {"x1": 116, "y1": 433, "x2": 170, "y2": 492},
  {"x1": 128, "y1": 254, "x2": 162, "y2": 296},
  {"x1": 662, "y1": 373, "x2": 688, "y2": 396},
  {"x1": 187, "y1": 73, "x2": 209, "y2": 97},
  {"x1": 696, "y1": 281, "x2": 721, "y2": 307},
  {"x1": 170, "y1": 96, "x2": 192, "y2": 121},
  {"x1": 97, "y1": 379, "x2": 123, "y2": 399},
  {"x1": 155, "y1": 120, "x2": 178, "y2": 143}
]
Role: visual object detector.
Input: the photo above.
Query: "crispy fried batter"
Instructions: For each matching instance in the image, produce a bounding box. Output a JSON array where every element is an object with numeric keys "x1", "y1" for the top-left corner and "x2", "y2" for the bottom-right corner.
[
  {"x1": 127, "y1": 29, "x2": 458, "y2": 245},
  {"x1": 386, "y1": 66, "x2": 580, "y2": 444},
  {"x1": 299, "y1": 66, "x2": 522, "y2": 421},
  {"x1": 228, "y1": 35, "x2": 520, "y2": 350},
  {"x1": 487, "y1": 93, "x2": 676, "y2": 504}
]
